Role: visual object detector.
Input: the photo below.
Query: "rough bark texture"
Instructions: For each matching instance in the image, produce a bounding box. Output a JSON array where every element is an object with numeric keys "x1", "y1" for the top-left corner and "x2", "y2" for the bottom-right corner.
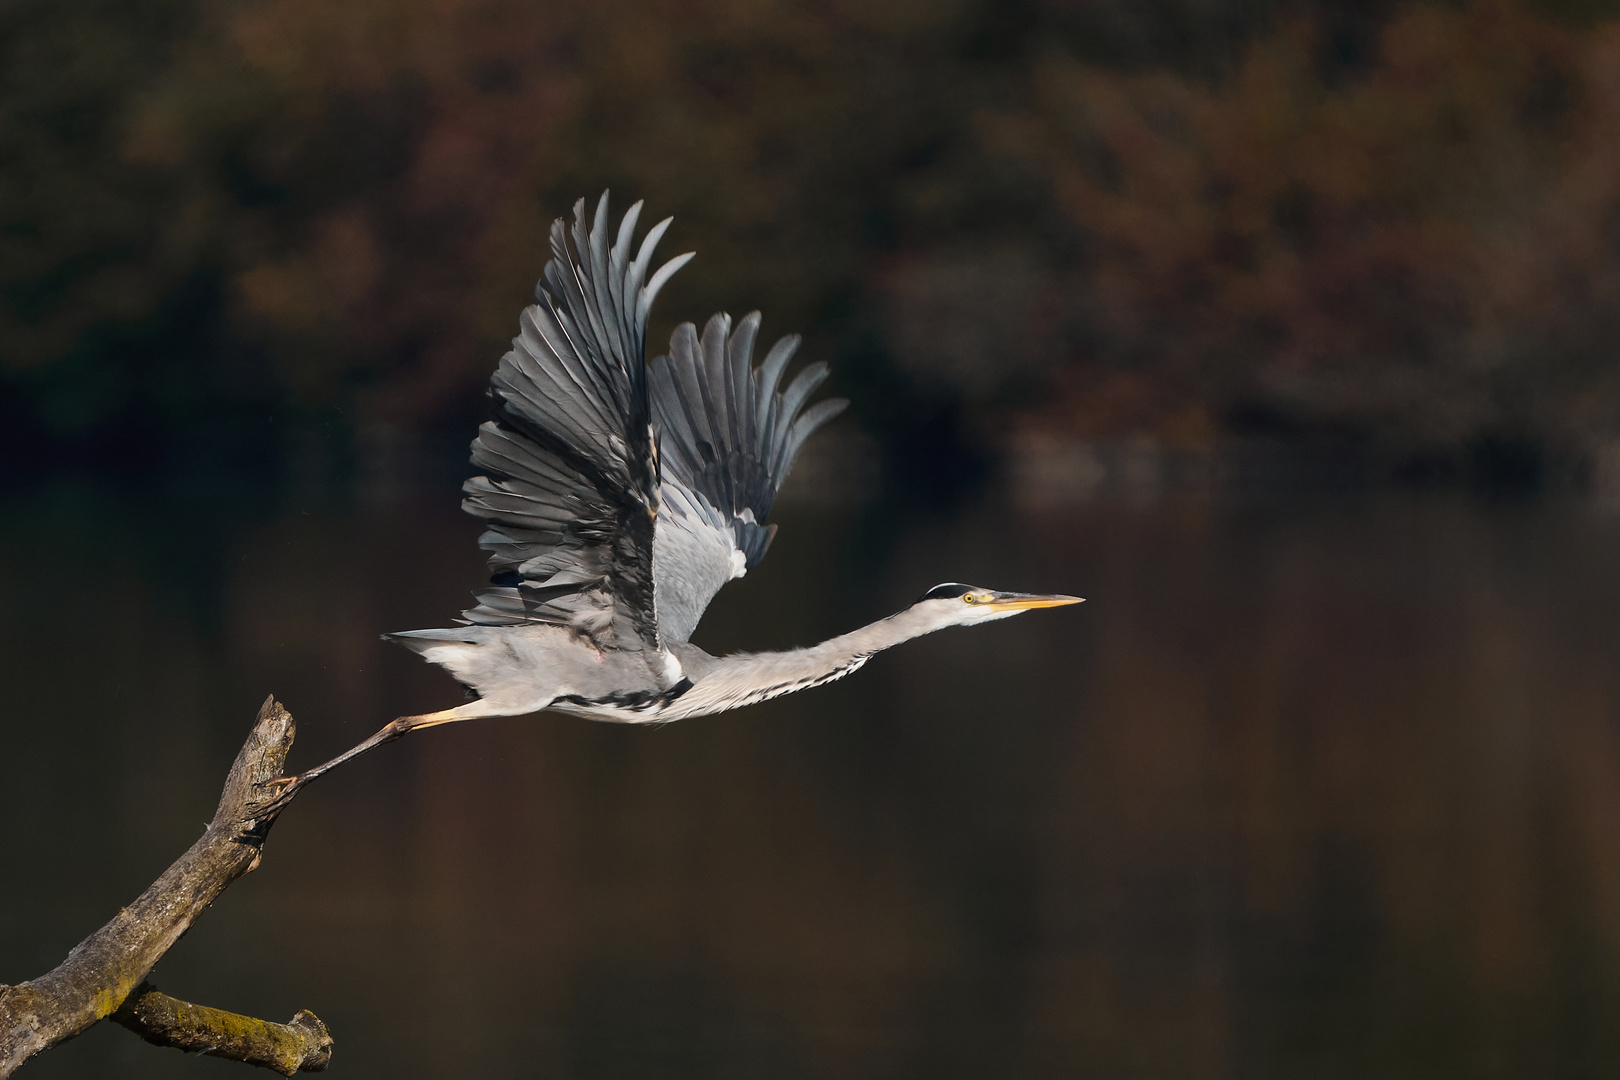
[
  {"x1": 0, "y1": 696, "x2": 329, "y2": 1076},
  {"x1": 112, "y1": 983, "x2": 332, "y2": 1075}
]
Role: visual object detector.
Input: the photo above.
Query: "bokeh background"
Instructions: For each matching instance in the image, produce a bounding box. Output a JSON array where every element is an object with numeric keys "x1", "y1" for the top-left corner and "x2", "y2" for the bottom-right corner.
[{"x1": 5, "y1": 0, "x2": 1620, "y2": 1076}]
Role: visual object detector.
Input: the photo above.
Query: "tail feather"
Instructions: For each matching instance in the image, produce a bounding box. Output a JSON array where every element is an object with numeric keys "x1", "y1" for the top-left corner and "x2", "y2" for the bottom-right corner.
[{"x1": 383, "y1": 628, "x2": 482, "y2": 654}]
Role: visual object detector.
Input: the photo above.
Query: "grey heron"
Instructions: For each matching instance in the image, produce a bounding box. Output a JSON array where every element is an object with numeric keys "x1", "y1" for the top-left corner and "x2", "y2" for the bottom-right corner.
[{"x1": 264, "y1": 194, "x2": 1080, "y2": 806}]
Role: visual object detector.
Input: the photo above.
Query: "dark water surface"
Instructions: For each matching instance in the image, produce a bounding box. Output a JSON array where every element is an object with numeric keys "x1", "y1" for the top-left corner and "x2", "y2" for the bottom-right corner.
[{"x1": 4, "y1": 485, "x2": 1620, "y2": 1078}]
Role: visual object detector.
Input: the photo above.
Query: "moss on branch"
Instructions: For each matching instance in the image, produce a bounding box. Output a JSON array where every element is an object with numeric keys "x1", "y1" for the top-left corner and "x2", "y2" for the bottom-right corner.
[
  {"x1": 112, "y1": 984, "x2": 332, "y2": 1075},
  {"x1": 0, "y1": 697, "x2": 329, "y2": 1076}
]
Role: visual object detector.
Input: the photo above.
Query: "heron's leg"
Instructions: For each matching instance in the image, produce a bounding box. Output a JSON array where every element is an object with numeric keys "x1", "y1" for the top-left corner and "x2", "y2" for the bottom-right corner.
[{"x1": 248, "y1": 706, "x2": 475, "y2": 817}]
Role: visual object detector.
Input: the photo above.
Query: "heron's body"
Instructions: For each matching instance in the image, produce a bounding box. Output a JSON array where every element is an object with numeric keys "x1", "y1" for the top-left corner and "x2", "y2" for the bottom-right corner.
[
  {"x1": 263, "y1": 194, "x2": 1079, "y2": 805},
  {"x1": 392, "y1": 602, "x2": 949, "y2": 725}
]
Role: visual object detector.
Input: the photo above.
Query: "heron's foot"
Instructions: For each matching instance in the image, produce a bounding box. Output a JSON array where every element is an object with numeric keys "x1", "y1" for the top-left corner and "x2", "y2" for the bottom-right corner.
[
  {"x1": 236, "y1": 711, "x2": 463, "y2": 824},
  {"x1": 248, "y1": 775, "x2": 305, "y2": 819}
]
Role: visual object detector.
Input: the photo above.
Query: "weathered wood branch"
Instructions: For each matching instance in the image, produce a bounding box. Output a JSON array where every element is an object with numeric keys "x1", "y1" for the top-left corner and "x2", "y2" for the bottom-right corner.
[
  {"x1": 0, "y1": 696, "x2": 329, "y2": 1076},
  {"x1": 112, "y1": 983, "x2": 331, "y2": 1075}
]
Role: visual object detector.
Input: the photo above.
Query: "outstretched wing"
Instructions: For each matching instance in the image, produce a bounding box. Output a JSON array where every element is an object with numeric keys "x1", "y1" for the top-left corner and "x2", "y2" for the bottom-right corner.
[
  {"x1": 459, "y1": 194, "x2": 692, "y2": 653},
  {"x1": 648, "y1": 311, "x2": 848, "y2": 642}
]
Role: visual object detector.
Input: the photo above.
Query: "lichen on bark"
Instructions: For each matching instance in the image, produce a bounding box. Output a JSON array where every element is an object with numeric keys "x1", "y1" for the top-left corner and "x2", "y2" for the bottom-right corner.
[{"x1": 0, "y1": 696, "x2": 330, "y2": 1076}]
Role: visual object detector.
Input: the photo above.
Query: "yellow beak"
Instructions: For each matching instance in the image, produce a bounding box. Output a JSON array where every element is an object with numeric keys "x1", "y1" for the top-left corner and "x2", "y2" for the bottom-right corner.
[{"x1": 982, "y1": 592, "x2": 1085, "y2": 612}]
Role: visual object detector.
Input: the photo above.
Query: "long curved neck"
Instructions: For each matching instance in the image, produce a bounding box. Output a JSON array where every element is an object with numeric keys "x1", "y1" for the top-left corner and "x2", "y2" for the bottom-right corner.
[
  {"x1": 665, "y1": 605, "x2": 942, "y2": 719},
  {"x1": 827, "y1": 602, "x2": 947, "y2": 655}
]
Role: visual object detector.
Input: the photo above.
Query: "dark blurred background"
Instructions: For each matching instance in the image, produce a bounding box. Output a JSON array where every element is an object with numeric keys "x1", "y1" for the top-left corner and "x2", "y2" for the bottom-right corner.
[
  {"x1": 6, "y1": 0, "x2": 1620, "y2": 1077},
  {"x1": 11, "y1": 0, "x2": 1620, "y2": 492}
]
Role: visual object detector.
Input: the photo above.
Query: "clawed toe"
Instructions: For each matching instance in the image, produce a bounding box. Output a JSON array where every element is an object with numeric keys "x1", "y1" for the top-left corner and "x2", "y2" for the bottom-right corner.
[
  {"x1": 247, "y1": 776, "x2": 303, "y2": 820},
  {"x1": 235, "y1": 711, "x2": 464, "y2": 823}
]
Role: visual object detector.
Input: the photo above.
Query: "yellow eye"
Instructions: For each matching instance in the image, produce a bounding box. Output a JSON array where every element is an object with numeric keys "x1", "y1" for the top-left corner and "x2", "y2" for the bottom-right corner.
[{"x1": 963, "y1": 593, "x2": 980, "y2": 604}]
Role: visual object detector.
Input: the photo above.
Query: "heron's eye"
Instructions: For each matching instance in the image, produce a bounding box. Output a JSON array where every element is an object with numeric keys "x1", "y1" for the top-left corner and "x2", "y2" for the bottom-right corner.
[{"x1": 963, "y1": 593, "x2": 979, "y2": 604}]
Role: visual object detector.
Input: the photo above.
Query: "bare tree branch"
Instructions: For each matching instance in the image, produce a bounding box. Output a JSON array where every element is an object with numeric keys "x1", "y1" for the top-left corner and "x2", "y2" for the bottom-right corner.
[
  {"x1": 0, "y1": 696, "x2": 328, "y2": 1076},
  {"x1": 112, "y1": 983, "x2": 332, "y2": 1075}
]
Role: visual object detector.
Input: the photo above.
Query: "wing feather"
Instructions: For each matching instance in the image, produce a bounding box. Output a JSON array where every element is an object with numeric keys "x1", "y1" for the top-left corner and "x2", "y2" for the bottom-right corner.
[
  {"x1": 460, "y1": 194, "x2": 692, "y2": 652},
  {"x1": 648, "y1": 311, "x2": 847, "y2": 642},
  {"x1": 455, "y1": 195, "x2": 838, "y2": 652}
]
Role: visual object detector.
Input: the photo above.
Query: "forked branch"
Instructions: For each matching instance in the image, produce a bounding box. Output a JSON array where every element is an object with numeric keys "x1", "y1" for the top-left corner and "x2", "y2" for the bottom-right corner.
[
  {"x1": 0, "y1": 696, "x2": 331, "y2": 1076},
  {"x1": 113, "y1": 983, "x2": 332, "y2": 1074}
]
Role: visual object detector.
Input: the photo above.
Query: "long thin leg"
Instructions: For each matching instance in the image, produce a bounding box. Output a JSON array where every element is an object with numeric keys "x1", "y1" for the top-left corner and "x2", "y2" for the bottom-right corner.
[{"x1": 248, "y1": 706, "x2": 471, "y2": 817}]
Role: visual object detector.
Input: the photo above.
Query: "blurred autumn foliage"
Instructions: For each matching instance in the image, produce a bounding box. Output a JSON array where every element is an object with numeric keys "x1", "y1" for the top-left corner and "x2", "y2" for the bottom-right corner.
[
  {"x1": 5, "y1": 0, "x2": 1620, "y2": 487},
  {"x1": 984, "y1": 2, "x2": 1620, "y2": 477}
]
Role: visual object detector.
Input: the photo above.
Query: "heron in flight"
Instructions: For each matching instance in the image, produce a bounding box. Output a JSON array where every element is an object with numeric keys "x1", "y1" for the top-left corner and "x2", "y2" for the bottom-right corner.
[{"x1": 266, "y1": 194, "x2": 1080, "y2": 804}]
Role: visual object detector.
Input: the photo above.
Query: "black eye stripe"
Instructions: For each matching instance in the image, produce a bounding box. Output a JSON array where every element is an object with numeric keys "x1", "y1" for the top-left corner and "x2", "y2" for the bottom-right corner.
[{"x1": 918, "y1": 582, "x2": 974, "y2": 602}]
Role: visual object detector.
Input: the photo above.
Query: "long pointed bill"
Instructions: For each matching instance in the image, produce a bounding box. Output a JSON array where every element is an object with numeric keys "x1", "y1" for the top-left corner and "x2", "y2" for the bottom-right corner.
[{"x1": 983, "y1": 592, "x2": 1085, "y2": 612}]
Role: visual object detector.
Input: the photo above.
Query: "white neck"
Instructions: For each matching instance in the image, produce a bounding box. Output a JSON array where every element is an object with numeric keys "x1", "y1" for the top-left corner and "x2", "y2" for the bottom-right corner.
[{"x1": 661, "y1": 604, "x2": 947, "y2": 720}]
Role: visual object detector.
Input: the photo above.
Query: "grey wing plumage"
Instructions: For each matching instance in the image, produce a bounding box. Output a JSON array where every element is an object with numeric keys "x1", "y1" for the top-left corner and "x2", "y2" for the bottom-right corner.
[
  {"x1": 459, "y1": 193, "x2": 693, "y2": 652},
  {"x1": 648, "y1": 311, "x2": 848, "y2": 642}
]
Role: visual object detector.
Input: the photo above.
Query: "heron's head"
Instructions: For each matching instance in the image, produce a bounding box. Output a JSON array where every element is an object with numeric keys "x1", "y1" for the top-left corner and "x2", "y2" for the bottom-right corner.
[{"x1": 913, "y1": 582, "x2": 1083, "y2": 628}]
